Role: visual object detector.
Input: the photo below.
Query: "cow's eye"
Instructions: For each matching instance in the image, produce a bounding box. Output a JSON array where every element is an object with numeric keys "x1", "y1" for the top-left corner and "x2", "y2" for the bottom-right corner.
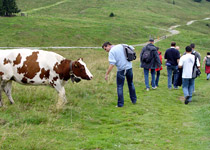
[{"x1": 80, "y1": 66, "x2": 85, "y2": 70}]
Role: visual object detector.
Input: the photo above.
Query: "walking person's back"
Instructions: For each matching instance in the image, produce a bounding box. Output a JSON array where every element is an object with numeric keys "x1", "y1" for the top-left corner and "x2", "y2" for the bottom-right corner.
[
  {"x1": 202, "y1": 52, "x2": 210, "y2": 80},
  {"x1": 164, "y1": 41, "x2": 180, "y2": 89},
  {"x1": 140, "y1": 38, "x2": 161, "y2": 91}
]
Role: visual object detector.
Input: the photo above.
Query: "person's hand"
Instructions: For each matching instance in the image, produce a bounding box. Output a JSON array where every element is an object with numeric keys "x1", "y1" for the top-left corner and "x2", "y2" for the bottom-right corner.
[{"x1": 105, "y1": 74, "x2": 108, "y2": 81}]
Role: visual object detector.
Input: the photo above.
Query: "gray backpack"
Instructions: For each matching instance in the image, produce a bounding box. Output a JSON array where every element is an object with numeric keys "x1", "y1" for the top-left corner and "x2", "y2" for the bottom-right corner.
[{"x1": 122, "y1": 44, "x2": 136, "y2": 61}]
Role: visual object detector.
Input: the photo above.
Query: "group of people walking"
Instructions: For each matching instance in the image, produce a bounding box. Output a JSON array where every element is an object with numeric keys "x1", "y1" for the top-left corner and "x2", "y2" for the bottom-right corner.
[{"x1": 102, "y1": 39, "x2": 210, "y2": 107}]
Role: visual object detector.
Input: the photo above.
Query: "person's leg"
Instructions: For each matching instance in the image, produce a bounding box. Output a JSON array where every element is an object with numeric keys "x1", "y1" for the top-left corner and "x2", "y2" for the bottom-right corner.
[
  {"x1": 182, "y1": 78, "x2": 189, "y2": 98},
  {"x1": 182, "y1": 78, "x2": 190, "y2": 104},
  {"x1": 207, "y1": 73, "x2": 210, "y2": 80},
  {"x1": 126, "y1": 68, "x2": 137, "y2": 104},
  {"x1": 167, "y1": 66, "x2": 172, "y2": 89},
  {"x1": 144, "y1": 68, "x2": 150, "y2": 89},
  {"x1": 188, "y1": 79, "x2": 195, "y2": 102},
  {"x1": 155, "y1": 71, "x2": 160, "y2": 87},
  {"x1": 151, "y1": 69, "x2": 156, "y2": 88},
  {"x1": 117, "y1": 70, "x2": 125, "y2": 107},
  {"x1": 173, "y1": 66, "x2": 179, "y2": 89}
]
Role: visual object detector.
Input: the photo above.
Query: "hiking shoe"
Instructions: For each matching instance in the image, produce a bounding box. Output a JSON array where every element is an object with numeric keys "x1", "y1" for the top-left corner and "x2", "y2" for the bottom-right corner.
[
  {"x1": 152, "y1": 86, "x2": 157, "y2": 90},
  {"x1": 184, "y1": 96, "x2": 190, "y2": 105},
  {"x1": 115, "y1": 105, "x2": 123, "y2": 108}
]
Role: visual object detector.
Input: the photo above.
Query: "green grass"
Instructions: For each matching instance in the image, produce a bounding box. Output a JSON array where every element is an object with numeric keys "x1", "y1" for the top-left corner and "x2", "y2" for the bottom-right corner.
[
  {"x1": 0, "y1": 0, "x2": 210, "y2": 149},
  {"x1": 0, "y1": 0, "x2": 210, "y2": 47},
  {"x1": 0, "y1": 48, "x2": 210, "y2": 149}
]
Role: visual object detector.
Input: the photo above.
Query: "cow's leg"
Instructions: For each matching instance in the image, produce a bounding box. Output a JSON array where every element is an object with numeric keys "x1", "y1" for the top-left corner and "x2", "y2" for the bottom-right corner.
[
  {"x1": 54, "y1": 85, "x2": 67, "y2": 109},
  {"x1": 2, "y1": 81, "x2": 14, "y2": 104}
]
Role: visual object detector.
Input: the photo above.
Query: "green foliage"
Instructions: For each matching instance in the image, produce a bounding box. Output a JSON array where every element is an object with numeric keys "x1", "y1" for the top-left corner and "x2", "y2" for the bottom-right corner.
[
  {"x1": 109, "y1": 12, "x2": 115, "y2": 17},
  {"x1": 0, "y1": 0, "x2": 20, "y2": 16},
  {"x1": 194, "y1": 0, "x2": 202, "y2": 2}
]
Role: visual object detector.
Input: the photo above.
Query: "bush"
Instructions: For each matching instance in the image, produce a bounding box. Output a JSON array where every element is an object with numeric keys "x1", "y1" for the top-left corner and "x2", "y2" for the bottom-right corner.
[
  {"x1": 0, "y1": 0, "x2": 21, "y2": 16},
  {"x1": 109, "y1": 12, "x2": 115, "y2": 17}
]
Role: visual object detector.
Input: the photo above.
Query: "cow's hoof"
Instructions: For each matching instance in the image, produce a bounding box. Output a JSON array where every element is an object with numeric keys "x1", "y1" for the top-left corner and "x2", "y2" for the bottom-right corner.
[{"x1": 10, "y1": 101, "x2": 14, "y2": 105}]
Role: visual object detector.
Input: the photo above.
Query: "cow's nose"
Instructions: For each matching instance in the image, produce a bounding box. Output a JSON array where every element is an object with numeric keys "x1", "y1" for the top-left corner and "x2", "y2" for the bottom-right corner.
[{"x1": 89, "y1": 75, "x2": 93, "y2": 80}]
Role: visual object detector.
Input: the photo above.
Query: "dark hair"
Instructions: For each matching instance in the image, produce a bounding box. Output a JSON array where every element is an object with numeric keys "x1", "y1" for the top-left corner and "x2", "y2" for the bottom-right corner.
[
  {"x1": 190, "y1": 43, "x2": 195, "y2": 49},
  {"x1": 207, "y1": 52, "x2": 210, "y2": 55},
  {"x1": 102, "y1": 42, "x2": 112, "y2": 48},
  {"x1": 185, "y1": 46, "x2": 192, "y2": 52},
  {"x1": 171, "y1": 42, "x2": 176, "y2": 47},
  {"x1": 149, "y1": 38, "x2": 154, "y2": 42},
  {"x1": 156, "y1": 47, "x2": 159, "y2": 50}
]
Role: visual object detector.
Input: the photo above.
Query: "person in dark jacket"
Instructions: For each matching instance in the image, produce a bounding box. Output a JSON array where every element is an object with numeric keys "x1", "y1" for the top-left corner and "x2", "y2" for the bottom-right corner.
[
  {"x1": 164, "y1": 41, "x2": 180, "y2": 89},
  {"x1": 140, "y1": 38, "x2": 161, "y2": 91}
]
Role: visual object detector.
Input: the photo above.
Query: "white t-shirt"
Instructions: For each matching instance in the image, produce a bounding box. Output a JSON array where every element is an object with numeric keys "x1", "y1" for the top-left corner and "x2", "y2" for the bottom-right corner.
[{"x1": 179, "y1": 53, "x2": 200, "y2": 78}]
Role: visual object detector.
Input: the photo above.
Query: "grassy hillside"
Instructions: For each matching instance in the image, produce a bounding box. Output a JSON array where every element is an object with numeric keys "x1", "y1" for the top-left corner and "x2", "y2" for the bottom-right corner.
[
  {"x1": 0, "y1": 0, "x2": 210, "y2": 47},
  {"x1": 0, "y1": 0, "x2": 210, "y2": 149}
]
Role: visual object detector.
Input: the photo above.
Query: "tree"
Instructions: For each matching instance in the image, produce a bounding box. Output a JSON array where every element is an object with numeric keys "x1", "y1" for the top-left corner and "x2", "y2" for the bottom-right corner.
[
  {"x1": 0, "y1": 0, "x2": 4, "y2": 16},
  {"x1": 0, "y1": 0, "x2": 21, "y2": 16},
  {"x1": 173, "y1": 0, "x2": 175, "y2": 5},
  {"x1": 194, "y1": 0, "x2": 202, "y2": 2}
]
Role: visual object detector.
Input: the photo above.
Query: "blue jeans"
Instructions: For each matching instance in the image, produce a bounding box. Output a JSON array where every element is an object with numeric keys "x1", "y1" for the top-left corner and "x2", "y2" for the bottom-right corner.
[
  {"x1": 182, "y1": 78, "x2": 195, "y2": 102},
  {"x1": 144, "y1": 68, "x2": 155, "y2": 89},
  {"x1": 167, "y1": 65, "x2": 178, "y2": 89},
  {"x1": 117, "y1": 68, "x2": 137, "y2": 107},
  {"x1": 155, "y1": 71, "x2": 160, "y2": 87}
]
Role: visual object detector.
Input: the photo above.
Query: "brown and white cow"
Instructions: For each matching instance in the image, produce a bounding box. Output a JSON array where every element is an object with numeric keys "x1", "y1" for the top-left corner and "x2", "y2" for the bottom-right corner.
[{"x1": 0, "y1": 49, "x2": 93, "y2": 108}]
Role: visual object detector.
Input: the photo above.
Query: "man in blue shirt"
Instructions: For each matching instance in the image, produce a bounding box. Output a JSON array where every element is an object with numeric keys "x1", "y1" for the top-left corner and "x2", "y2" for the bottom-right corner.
[
  {"x1": 102, "y1": 42, "x2": 137, "y2": 107},
  {"x1": 164, "y1": 42, "x2": 180, "y2": 89}
]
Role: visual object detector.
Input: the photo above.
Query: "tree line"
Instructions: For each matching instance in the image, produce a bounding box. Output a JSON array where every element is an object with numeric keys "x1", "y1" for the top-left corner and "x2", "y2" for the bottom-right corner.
[{"x1": 0, "y1": 0, "x2": 20, "y2": 16}]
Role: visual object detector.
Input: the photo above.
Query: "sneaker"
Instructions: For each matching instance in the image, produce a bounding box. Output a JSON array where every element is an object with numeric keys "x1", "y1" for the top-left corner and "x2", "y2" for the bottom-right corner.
[
  {"x1": 146, "y1": 88, "x2": 150, "y2": 91},
  {"x1": 152, "y1": 86, "x2": 157, "y2": 90},
  {"x1": 184, "y1": 96, "x2": 190, "y2": 105},
  {"x1": 115, "y1": 105, "x2": 123, "y2": 108},
  {"x1": 132, "y1": 102, "x2": 136, "y2": 105}
]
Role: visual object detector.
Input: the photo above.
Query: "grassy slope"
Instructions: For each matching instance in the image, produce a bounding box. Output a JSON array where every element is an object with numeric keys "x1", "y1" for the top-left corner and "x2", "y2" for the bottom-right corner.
[
  {"x1": 0, "y1": 0, "x2": 210, "y2": 149},
  {"x1": 0, "y1": 0, "x2": 210, "y2": 46}
]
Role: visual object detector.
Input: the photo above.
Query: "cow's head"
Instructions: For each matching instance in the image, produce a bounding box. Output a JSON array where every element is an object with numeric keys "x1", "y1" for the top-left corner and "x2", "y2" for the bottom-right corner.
[{"x1": 71, "y1": 58, "x2": 93, "y2": 80}]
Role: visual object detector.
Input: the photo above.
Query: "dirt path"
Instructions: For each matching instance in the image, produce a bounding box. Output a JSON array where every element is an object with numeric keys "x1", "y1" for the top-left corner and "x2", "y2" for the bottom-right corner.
[{"x1": 24, "y1": 0, "x2": 68, "y2": 13}]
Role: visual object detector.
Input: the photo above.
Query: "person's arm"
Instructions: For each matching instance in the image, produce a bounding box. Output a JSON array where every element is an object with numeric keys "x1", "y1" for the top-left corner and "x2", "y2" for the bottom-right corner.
[
  {"x1": 196, "y1": 57, "x2": 200, "y2": 69},
  {"x1": 105, "y1": 64, "x2": 114, "y2": 81},
  {"x1": 202, "y1": 57, "x2": 206, "y2": 68},
  {"x1": 178, "y1": 57, "x2": 182, "y2": 68},
  {"x1": 177, "y1": 59, "x2": 180, "y2": 64}
]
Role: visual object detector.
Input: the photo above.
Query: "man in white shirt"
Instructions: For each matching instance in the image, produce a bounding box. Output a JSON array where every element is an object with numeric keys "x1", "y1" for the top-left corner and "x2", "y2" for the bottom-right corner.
[
  {"x1": 102, "y1": 42, "x2": 137, "y2": 107},
  {"x1": 178, "y1": 46, "x2": 200, "y2": 104}
]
